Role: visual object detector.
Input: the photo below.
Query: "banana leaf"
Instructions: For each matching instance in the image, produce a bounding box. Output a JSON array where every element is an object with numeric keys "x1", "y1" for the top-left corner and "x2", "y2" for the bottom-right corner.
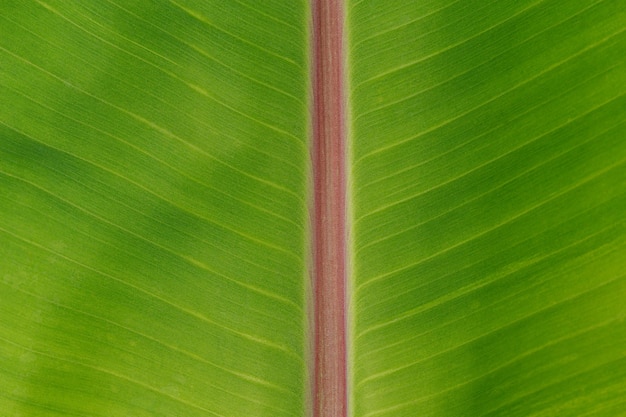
[{"x1": 1, "y1": 0, "x2": 625, "y2": 416}]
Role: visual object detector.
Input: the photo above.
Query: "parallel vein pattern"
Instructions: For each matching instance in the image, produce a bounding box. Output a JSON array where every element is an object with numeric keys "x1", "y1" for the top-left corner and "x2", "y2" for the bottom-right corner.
[
  {"x1": 349, "y1": 0, "x2": 626, "y2": 416},
  {"x1": 0, "y1": 1, "x2": 308, "y2": 416}
]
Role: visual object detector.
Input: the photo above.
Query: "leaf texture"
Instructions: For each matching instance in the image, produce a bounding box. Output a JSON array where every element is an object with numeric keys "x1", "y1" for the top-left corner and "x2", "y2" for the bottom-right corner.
[
  {"x1": 1, "y1": 0, "x2": 626, "y2": 416},
  {"x1": 349, "y1": 0, "x2": 626, "y2": 416},
  {"x1": 0, "y1": 1, "x2": 309, "y2": 416}
]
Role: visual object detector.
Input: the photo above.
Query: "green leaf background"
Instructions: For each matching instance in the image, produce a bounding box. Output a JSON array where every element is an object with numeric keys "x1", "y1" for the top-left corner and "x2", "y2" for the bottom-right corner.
[
  {"x1": 1, "y1": 0, "x2": 625, "y2": 416},
  {"x1": 350, "y1": 0, "x2": 626, "y2": 415}
]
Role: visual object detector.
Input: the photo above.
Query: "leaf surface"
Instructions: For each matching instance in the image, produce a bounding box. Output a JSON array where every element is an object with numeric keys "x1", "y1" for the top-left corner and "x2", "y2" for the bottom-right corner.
[
  {"x1": 349, "y1": 0, "x2": 626, "y2": 416},
  {"x1": 1, "y1": 1, "x2": 626, "y2": 416},
  {"x1": 0, "y1": 1, "x2": 309, "y2": 416}
]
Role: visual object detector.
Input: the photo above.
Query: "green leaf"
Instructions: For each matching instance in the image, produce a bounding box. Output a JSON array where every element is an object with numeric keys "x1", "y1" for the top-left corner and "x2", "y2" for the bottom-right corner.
[
  {"x1": 0, "y1": 1, "x2": 309, "y2": 415},
  {"x1": 1, "y1": 1, "x2": 625, "y2": 416},
  {"x1": 349, "y1": 0, "x2": 626, "y2": 415}
]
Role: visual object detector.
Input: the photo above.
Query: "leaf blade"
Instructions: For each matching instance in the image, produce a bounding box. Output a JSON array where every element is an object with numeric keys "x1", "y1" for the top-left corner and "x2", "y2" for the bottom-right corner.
[
  {"x1": 349, "y1": 0, "x2": 626, "y2": 415},
  {"x1": 0, "y1": 1, "x2": 310, "y2": 415}
]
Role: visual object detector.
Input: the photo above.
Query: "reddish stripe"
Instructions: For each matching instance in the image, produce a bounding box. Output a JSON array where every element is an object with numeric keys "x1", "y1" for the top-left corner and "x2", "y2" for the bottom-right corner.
[{"x1": 311, "y1": 0, "x2": 347, "y2": 416}]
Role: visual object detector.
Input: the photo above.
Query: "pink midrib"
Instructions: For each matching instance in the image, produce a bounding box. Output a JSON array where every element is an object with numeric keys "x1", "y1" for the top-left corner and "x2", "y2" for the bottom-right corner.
[{"x1": 311, "y1": 0, "x2": 347, "y2": 417}]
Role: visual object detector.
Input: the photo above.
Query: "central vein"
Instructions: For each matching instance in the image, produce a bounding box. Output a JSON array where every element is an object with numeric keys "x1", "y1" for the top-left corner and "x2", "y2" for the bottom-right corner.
[{"x1": 311, "y1": 0, "x2": 348, "y2": 416}]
